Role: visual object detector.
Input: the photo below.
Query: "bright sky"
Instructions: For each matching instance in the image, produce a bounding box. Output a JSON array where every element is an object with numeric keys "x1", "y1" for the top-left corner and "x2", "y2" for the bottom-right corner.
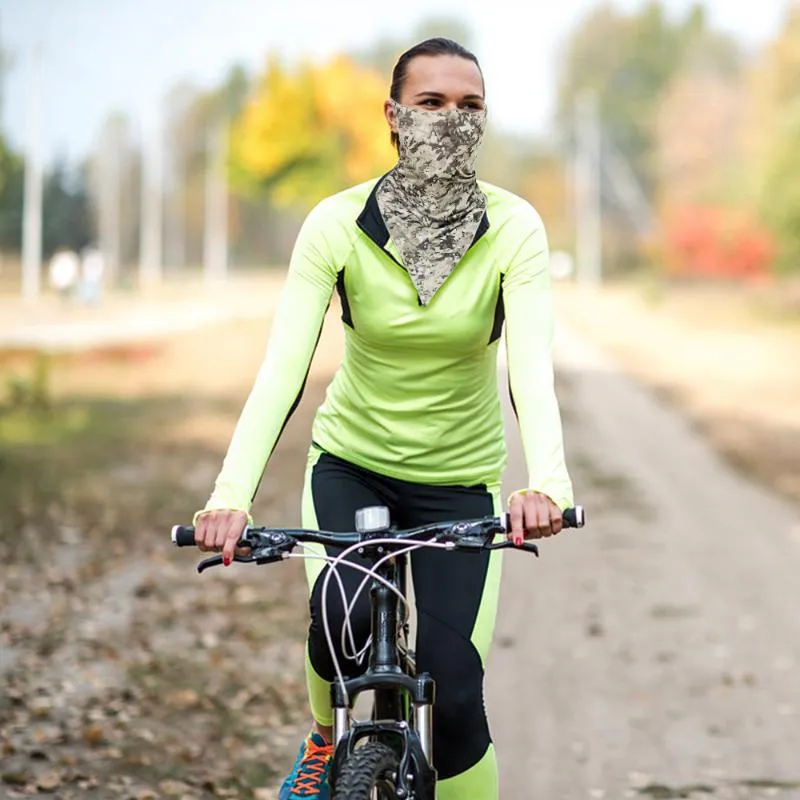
[{"x1": 0, "y1": 0, "x2": 788, "y2": 164}]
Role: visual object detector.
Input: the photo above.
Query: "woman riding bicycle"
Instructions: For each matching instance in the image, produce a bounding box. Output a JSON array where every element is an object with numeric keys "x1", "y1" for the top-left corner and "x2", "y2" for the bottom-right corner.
[{"x1": 193, "y1": 37, "x2": 574, "y2": 800}]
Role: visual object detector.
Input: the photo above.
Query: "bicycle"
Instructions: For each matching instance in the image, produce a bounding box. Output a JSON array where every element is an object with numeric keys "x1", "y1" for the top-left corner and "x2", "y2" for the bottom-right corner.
[{"x1": 171, "y1": 504, "x2": 585, "y2": 799}]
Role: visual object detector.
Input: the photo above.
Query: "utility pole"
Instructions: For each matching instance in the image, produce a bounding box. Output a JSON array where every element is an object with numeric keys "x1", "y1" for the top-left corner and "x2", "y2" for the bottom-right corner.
[
  {"x1": 21, "y1": 45, "x2": 43, "y2": 302},
  {"x1": 98, "y1": 124, "x2": 122, "y2": 287},
  {"x1": 167, "y1": 152, "x2": 186, "y2": 270},
  {"x1": 603, "y1": 137, "x2": 655, "y2": 239},
  {"x1": 139, "y1": 111, "x2": 163, "y2": 288},
  {"x1": 203, "y1": 122, "x2": 228, "y2": 286},
  {"x1": 574, "y1": 89, "x2": 602, "y2": 287},
  {"x1": 108, "y1": 138, "x2": 121, "y2": 285}
]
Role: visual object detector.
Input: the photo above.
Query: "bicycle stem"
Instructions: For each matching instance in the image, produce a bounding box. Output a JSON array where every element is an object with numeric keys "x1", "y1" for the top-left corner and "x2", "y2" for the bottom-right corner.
[{"x1": 368, "y1": 559, "x2": 403, "y2": 674}]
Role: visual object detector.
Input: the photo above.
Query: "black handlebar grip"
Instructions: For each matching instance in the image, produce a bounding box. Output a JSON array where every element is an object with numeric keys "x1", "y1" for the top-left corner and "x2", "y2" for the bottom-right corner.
[
  {"x1": 501, "y1": 505, "x2": 585, "y2": 532},
  {"x1": 171, "y1": 525, "x2": 197, "y2": 547},
  {"x1": 563, "y1": 506, "x2": 586, "y2": 528}
]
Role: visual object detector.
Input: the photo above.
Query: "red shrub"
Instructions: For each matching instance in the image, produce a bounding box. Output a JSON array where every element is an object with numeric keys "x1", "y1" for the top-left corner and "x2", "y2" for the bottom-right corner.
[{"x1": 661, "y1": 206, "x2": 776, "y2": 280}]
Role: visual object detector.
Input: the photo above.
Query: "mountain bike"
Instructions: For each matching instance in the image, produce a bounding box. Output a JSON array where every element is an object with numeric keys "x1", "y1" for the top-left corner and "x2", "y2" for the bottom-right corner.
[{"x1": 171, "y1": 504, "x2": 585, "y2": 799}]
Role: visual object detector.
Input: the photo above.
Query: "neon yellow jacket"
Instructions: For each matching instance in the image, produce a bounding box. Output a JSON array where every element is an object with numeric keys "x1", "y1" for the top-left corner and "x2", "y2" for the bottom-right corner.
[{"x1": 202, "y1": 177, "x2": 573, "y2": 518}]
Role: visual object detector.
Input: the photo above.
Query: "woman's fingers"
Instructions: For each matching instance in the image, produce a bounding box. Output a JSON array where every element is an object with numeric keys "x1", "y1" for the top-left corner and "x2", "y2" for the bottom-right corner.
[
  {"x1": 512, "y1": 492, "x2": 564, "y2": 539},
  {"x1": 195, "y1": 514, "x2": 215, "y2": 551},
  {"x1": 508, "y1": 494, "x2": 525, "y2": 545},
  {"x1": 221, "y1": 513, "x2": 248, "y2": 566},
  {"x1": 194, "y1": 510, "x2": 248, "y2": 557}
]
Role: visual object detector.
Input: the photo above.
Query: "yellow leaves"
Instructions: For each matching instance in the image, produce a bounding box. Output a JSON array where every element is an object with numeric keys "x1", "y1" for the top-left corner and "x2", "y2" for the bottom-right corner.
[
  {"x1": 230, "y1": 54, "x2": 396, "y2": 209},
  {"x1": 740, "y1": 4, "x2": 800, "y2": 271},
  {"x1": 743, "y1": 5, "x2": 800, "y2": 170}
]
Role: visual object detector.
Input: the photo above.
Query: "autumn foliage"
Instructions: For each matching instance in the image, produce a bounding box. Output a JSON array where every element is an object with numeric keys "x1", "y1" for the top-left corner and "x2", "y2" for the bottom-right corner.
[
  {"x1": 661, "y1": 206, "x2": 776, "y2": 280},
  {"x1": 229, "y1": 55, "x2": 396, "y2": 209}
]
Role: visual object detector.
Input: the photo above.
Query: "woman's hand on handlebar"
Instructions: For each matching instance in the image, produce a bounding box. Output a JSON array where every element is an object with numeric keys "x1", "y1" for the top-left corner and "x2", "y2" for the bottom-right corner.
[
  {"x1": 194, "y1": 509, "x2": 250, "y2": 566},
  {"x1": 508, "y1": 491, "x2": 563, "y2": 545}
]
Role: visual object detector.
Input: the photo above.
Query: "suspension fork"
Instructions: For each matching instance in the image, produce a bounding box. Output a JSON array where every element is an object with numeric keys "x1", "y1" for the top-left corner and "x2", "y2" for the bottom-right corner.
[{"x1": 331, "y1": 551, "x2": 434, "y2": 765}]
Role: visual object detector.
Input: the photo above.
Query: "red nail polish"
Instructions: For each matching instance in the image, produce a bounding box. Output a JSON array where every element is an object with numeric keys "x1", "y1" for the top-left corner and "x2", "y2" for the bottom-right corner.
[{"x1": 223, "y1": 556, "x2": 231, "y2": 566}]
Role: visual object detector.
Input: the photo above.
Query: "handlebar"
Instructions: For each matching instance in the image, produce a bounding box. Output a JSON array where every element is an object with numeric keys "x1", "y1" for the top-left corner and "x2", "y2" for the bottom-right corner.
[{"x1": 171, "y1": 506, "x2": 585, "y2": 573}]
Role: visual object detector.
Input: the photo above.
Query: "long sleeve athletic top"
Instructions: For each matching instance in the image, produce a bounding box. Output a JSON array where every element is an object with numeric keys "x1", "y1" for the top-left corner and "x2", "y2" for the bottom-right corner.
[{"x1": 201, "y1": 177, "x2": 573, "y2": 518}]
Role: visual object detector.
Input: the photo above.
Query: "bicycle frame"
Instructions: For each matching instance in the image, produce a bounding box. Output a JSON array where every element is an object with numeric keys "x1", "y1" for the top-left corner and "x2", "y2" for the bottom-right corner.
[
  {"x1": 171, "y1": 506, "x2": 585, "y2": 798},
  {"x1": 328, "y1": 548, "x2": 437, "y2": 798}
]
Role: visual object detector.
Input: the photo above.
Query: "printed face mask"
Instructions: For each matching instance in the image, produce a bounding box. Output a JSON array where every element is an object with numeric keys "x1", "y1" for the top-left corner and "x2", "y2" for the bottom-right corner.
[
  {"x1": 375, "y1": 102, "x2": 489, "y2": 306},
  {"x1": 392, "y1": 101, "x2": 487, "y2": 181}
]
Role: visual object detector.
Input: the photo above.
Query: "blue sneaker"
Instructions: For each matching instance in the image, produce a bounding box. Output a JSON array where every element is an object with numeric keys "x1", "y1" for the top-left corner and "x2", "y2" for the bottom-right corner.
[{"x1": 278, "y1": 731, "x2": 333, "y2": 798}]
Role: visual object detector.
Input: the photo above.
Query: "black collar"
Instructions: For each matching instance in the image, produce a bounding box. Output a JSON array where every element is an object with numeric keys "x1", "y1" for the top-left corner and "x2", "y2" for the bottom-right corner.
[{"x1": 355, "y1": 175, "x2": 490, "y2": 258}]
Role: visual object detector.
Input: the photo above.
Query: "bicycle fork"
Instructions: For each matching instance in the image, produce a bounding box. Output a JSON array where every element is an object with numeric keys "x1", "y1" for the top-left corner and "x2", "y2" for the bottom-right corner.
[
  {"x1": 332, "y1": 672, "x2": 435, "y2": 761},
  {"x1": 330, "y1": 548, "x2": 437, "y2": 798},
  {"x1": 331, "y1": 570, "x2": 436, "y2": 765}
]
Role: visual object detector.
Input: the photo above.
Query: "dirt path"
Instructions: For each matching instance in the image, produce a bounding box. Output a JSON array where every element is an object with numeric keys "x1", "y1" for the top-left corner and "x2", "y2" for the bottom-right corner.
[
  {"x1": 488, "y1": 327, "x2": 800, "y2": 799},
  {"x1": 553, "y1": 282, "x2": 800, "y2": 504},
  {"x1": 3, "y1": 280, "x2": 800, "y2": 799}
]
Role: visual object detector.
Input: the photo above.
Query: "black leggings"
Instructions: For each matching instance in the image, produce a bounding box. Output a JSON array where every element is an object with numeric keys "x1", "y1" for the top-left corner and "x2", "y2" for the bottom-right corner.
[{"x1": 302, "y1": 449, "x2": 502, "y2": 782}]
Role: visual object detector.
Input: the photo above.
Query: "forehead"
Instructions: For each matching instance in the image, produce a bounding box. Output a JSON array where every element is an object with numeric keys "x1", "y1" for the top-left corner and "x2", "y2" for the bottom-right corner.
[{"x1": 402, "y1": 55, "x2": 484, "y2": 96}]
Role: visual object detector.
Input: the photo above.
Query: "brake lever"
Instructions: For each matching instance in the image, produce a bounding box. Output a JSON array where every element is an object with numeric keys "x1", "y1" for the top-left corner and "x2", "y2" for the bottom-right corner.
[
  {"x1": 485, "y1": 539, "x2": 540, "y2": 556},
  {"x1": 195, "y1": 539, "x2": 295, "y2": 573},
  {"x1": 196, "y1": 553, "x2": 255, "y2": 573}
]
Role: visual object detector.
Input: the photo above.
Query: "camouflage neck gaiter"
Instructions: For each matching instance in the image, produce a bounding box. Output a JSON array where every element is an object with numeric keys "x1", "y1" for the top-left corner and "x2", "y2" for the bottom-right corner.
[{"x1": 376, "y1": 102, "x2": 488, "y2": 305}]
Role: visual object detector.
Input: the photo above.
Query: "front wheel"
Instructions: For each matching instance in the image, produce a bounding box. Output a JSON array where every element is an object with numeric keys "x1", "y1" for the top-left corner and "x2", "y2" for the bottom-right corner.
[{"x1": 332, "y1": 740, "x2": 401, "y2": 800}]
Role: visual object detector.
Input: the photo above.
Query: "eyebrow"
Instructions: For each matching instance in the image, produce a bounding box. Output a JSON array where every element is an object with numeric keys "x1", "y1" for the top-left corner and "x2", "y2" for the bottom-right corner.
[{"x1": 413, "y1": 91, "x2": 485, "y2": 101}]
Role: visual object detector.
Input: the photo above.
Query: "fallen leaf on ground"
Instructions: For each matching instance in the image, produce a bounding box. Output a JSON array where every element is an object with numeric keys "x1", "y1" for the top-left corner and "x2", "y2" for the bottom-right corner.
[
  {"x1": 165, "y1": 689, "x2": 200, "y2": 710},
  {"x1": 1, "y1": 771, "x2": 30, "y2": 786},
  {"x1": 82, "y1": 723, "x2": 106, "y2": 746},
  {"x1": 158, "y1": 779, "x2": 192, "y2": 795},
  {"x1": 36, "y1": 771, "x2": 62, "y2": 791}
]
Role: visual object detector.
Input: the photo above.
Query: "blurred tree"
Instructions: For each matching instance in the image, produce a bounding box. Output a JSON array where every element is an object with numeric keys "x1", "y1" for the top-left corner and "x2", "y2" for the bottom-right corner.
[
  {"x1": 211, "y1": 63, "x2": 251, "y2": 121},
  {"x1": 211, "y1": 65, "x2": 291, "y2": 267},
  {"x1": 87, "y1": 112, "x2": 142, "y2": 278},
  {"x1": 759, "y1": 112, "x2": 800, "y2": 274},
  {"x1": 556, "y1": 1, "x2": 743, "y2": 274},
  {"x1": 746, "y1": 3, "x2": 800, "y2": 273},
  {"x1": 0, "y1": 42, "x2": 23, "y2": 258},
  {"x1": 160, "y1": 64, "x2": 295, "y2": 268},
  {"x1": 655, "y1": 67, "x2": 745, "y2": 210},
  {"x1": 0, "y1": 153, "x2": 96, "y2": 259},
  {"x1": 519, "y1": 152, "x2": 570, "y2": 249},
  {"x1": 556, "y1": 1, "x2": 741, "y2": 197},
  {"x1": 164, "y1": 64, "x2": 252, "y2": 184},
  {"x1": 0, "y1": 136, "x2": 24, "y2": 252},
  {"x1": 229, "y1": 54, "x2": 395, "y2": 210},
  {"x1": 41, "y1": 159, "x2": 95, "y2": 258},
  {"x1": 163, "y1": 81, "x2": 209, "y2": 267},
  {"x1": 476, "y1": 130, "x2": 552, "y2": 203},
  {"x1": 160, "y1": 20, "x2": 552, "y2": 263}
]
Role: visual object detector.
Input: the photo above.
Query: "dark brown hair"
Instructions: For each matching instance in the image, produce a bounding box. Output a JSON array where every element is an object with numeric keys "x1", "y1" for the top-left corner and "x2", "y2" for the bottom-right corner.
[{"x1": 389, "y1": 38, "x2": 484, "y2": 151}]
